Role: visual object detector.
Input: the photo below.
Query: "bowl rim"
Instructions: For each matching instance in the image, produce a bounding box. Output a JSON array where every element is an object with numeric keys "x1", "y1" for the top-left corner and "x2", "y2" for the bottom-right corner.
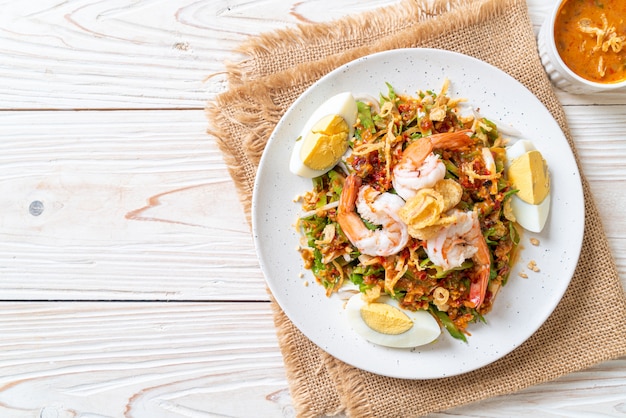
[{"x1": 545, "y1": 0, "x2": 626, "y2": 90}]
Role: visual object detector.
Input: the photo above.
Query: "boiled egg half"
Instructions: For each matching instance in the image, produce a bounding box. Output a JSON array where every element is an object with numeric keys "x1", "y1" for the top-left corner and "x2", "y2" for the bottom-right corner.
[
  {"x1": 345, "y1": 293, "x2": 441, "y2": 348},
  {"x1": 505, "y1": 140, "x2": 551, "y2": 233},
  {"x1": 289, "y1": 92, "x2": 358, "y2": 178}
]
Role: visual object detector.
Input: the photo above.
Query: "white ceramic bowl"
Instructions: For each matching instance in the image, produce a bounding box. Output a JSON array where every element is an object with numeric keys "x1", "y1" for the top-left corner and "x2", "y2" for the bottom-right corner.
[{"x1": 538, "y1": 0, "x2": 626, "y2": 94}]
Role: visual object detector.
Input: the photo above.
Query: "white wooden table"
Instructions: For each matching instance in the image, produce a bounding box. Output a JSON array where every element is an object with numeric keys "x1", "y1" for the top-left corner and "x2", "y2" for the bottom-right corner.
[{"x1": 0, "y1": 1, "x2": 624, "y2": 417}]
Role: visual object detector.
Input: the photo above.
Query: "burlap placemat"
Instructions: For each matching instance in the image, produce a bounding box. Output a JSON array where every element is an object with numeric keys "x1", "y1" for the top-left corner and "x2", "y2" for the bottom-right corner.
[{"x1": 206, "y1": 0, "x2": 626, "y2": 416}]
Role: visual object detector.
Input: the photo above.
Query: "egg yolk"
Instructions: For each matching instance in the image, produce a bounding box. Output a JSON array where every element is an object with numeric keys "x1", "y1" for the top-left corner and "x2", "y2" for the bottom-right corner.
[
  {"x1": 300, "y1": 114, "x2": 349, "y2": 171},
  {"x1": 360, "y1": 302, "x2": 413, "y2": 335},
  {"x1": 508, "y1": 150, "x2": 550, "y2": 205}
]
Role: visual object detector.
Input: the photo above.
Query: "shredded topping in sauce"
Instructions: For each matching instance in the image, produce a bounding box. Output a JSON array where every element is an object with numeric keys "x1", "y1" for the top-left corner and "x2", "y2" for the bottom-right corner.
[{"x1": 577, "y1": 14, "x2": 625, "y2": 78}]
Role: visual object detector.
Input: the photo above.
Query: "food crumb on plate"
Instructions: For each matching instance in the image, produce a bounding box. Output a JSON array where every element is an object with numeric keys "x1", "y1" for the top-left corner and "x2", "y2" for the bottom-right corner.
[
  {"x1": 530, "y1": 238, "x2": 540, "y2": 246},
  {"x1": 527, "y1": 260, "x2": 541, "y2": 272}
]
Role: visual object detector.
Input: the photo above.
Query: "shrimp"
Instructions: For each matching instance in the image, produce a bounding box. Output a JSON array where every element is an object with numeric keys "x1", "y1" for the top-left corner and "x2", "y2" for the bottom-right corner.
[
  {"x1": 337, "y1": 174, "x2": 409, "y2": 257},
  {"x1": 392, "y1": 129, "x2": 473, "y2": 200},
  {"x1": 424, "y1": 209, "x2": 491, "y2": 309}
]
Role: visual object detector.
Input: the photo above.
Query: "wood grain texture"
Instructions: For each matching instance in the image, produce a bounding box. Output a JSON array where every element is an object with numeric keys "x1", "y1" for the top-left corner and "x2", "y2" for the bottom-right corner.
[
  {"x1": 0, "y1": 110, "x2": 266, "y2": 301},
  {"x1": 0, "y1": 0, "x2": 624, "y2": 417},
  {"x1": 0, "y1": 0, "x2": 621, "y2": 109},
  {"x1": 0, "y1": 302, "x2": 291, "y2": 418},
  {"x1": 0, "y1": 0, "x2": 397, "y2": 110}
]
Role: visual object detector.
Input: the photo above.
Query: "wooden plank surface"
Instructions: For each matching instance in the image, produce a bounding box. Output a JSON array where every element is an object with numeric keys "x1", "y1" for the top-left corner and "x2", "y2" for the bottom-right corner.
[
  {"x1": 0, "y1": 0, "x2": 624, "y2": 417},
  {"x1": 0, "y1": 109, "x2": 265, "y2": 301},
  {"x1": 0, "y1": 302, "x2": 290, "y2": 418}
]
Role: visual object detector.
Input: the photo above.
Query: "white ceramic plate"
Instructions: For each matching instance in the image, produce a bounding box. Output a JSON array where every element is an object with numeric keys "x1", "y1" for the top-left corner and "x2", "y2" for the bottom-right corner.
[{"x1": 252, "y1": 49, "x2": 584, "y2": 379}]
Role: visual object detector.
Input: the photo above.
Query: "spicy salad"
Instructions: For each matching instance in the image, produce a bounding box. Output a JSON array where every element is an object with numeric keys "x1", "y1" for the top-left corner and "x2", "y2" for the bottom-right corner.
[{"x1": 295, "y1": 81, "x2": 520, "y2": 341}]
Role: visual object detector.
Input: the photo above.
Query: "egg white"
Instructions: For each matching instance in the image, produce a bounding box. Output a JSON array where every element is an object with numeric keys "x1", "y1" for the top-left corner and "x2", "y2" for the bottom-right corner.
[
  {"x1": 505, "y1": 140, "x2": 551, "y2": 233},
  {"x1": 509, "y1": 193, "x2": 550, "y2": 233},
  {"x1": 289, "y1": 92, "x2": 358, "y2": 178},
  {"x1": 345, "y1": 294, "x2": 441, "y2": 348}
]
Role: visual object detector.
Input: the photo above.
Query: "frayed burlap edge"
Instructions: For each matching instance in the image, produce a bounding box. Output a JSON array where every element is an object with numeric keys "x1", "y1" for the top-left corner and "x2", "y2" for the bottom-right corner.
[
  {"x1": 206, "y1": 83, "x2": 283, "y2": 221},
  {"x1": 226, "y1": 0, "x2": 511, "y2": 86},
  {"x1": 269, "y1": 292, "x2": 346, "y2": 417}
]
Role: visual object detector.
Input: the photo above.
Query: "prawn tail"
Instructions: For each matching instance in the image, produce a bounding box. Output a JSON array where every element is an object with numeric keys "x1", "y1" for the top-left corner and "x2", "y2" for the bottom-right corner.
[
  {"x1": 400, "y1": 138, "x2": 434, "y2": 168},
  {"x1": 429, "y1": 128, "x2": 473, "y2": 150},
  {"x1": 469, "y1": 264, "x2": 490, "y2": 309},
  {"x1": 469, "y1": 223, "x2": 491, "y2": 309},
  {"x1": 337, "y1": 174, "x2": 364, "y2": 248},
  {"x1": 338, "y1": 174, "x2": 361, "y2": 214}
]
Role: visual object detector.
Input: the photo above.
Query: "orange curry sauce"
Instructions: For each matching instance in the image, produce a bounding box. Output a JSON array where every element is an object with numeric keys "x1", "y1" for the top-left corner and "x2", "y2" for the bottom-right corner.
[{"x1": 554, "y1": 0, "x2": 626, "y2": 83}]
